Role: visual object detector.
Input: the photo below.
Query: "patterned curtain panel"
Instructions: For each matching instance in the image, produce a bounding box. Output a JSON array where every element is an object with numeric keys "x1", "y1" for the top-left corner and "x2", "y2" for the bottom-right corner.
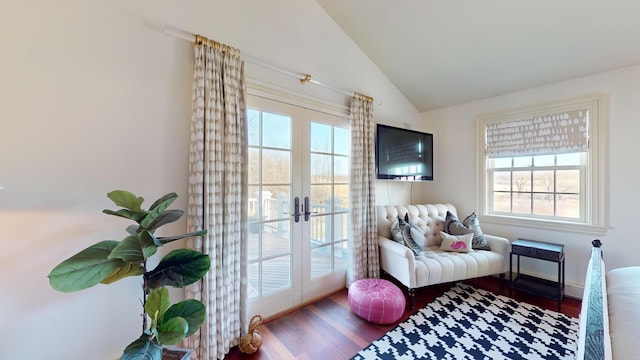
[
  {"x1": 348, "y1": 94, "x2": 378, "y2": 284},
  {"x1": 485, "y1": 109, "x2": 589, "y2": 158},
  {"x1": 185, "y1": 40, "x2": 248, "y2": 360}
]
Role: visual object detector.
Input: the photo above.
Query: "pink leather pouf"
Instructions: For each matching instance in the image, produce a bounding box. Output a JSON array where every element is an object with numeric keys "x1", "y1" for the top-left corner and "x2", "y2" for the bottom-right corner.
[{"x1": 348, "y1": 278, "x2": 405, "y2": 324}]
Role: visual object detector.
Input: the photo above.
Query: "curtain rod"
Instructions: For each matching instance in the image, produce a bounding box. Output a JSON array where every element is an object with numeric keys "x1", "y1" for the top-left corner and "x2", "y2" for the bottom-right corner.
[{"x1": 162, "y1": 24, "x2": 375, "y2": 103}]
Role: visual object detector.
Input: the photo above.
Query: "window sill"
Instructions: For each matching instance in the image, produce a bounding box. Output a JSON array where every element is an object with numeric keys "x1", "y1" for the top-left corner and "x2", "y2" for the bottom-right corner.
[{"x1": 478, "y1": 214, "x2": 609, "y2": 236}]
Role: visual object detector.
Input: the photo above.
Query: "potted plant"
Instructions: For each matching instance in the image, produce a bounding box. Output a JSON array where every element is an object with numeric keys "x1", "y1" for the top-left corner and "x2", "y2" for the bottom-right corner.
[{"x1": 48, "y1": 190, "x2": 211, "y2": 360}]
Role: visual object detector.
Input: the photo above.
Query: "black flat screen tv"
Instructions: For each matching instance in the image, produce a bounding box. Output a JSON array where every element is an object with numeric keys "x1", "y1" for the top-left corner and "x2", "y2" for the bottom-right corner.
[{"x1": 375, "y1": 124, "x2": 433, "y2": 181}]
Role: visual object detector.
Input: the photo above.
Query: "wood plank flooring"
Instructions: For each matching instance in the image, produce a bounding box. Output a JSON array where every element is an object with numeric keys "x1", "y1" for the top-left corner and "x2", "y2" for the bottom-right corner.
[{"x1": 225, "y1": 276, "x2": 581, "y2": 360}]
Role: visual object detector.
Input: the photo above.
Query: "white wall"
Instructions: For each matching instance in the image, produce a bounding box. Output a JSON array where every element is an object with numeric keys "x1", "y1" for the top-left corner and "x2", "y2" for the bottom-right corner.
[
  {"x1": 418, "y1": 64, "x2": 640, "y2": 298},
  {"x1": 0, "y1": 1, "x2": 418, "y2": 359}
]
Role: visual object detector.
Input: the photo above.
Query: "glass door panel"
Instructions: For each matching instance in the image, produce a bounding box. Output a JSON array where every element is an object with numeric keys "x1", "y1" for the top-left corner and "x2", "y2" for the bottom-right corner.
[
  {"x1": 247, "y1": 95, "x2": 349, "y2": 317},
  {"x1": 303, "y1": 117, "x2": 349, "y2": 301},
  {"x1": 246, "y1": 102, "x2": 295, "y2": 312}
]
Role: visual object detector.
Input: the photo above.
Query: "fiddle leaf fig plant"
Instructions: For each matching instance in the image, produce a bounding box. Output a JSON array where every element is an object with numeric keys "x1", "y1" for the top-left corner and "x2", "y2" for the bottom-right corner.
[{"x1": 48, "y1": 190, "x2": 210, "y2": 360}]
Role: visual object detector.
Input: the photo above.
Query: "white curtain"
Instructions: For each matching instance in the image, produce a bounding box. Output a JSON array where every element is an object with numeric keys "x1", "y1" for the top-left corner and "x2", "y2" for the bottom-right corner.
[
  {"x1": 185, "y1": 38, "x2": 248, "y2": 360},
  {"x1": 348, "y1": 94, "x2": 378, "y2": 284}
]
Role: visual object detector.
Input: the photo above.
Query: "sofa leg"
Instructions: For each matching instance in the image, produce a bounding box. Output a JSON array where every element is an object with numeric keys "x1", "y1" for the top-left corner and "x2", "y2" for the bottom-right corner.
[
  {"x1": 408, "y1": 288, "x2": 415, "y2": 310},
  {"x1": 499, "y1": 273, "x2": 505, "y2": 294}
]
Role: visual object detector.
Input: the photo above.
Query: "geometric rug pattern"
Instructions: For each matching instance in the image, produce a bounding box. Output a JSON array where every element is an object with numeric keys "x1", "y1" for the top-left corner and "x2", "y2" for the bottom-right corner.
[{"x1": 351, "y1": 283, "x2": 579, "y2": 360}]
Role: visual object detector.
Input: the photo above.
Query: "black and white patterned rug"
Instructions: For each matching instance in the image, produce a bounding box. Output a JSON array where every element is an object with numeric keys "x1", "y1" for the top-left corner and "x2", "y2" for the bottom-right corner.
[{"x1": 352, "y1": 283, "x2": 578, "y2": 360}]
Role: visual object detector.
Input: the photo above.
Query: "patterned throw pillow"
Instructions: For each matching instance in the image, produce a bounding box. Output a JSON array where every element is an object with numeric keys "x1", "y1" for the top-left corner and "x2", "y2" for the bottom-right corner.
[
  {"x1": 408, "y1": 223, "x2": 426, "y2": 253},
  {"x1": 445, "y1": 211, "x2": 490, "y2": 250},
  {"x1": 391, "y1": 214, "x2": 424, "y2": 256},
  {"x1": 445, "y1": 211, "x2": 474, "y2": 236},
  {"x1": 439, "y1": 231, "x2": 473, "y2": 253},
  {"x1": 463, "y1": 212, "x2": 490, "y2": 250},
  {"x1": 390, "y1": 216, "x2": 403, "y2": 243},
  {"x1": 408, "y1": 216, "x2": 429, "y2": 235}
]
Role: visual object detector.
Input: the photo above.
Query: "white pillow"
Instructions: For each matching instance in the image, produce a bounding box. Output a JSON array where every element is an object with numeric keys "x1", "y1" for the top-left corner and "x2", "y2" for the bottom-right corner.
[{"x1": 439, "y1": 231, "x2": 473, "y2": 253}]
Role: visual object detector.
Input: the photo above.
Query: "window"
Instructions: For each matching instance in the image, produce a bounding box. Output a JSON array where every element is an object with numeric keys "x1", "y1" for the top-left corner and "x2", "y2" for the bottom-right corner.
[
  {"x1": 477, "y1": 96, "x2": 607, "y2": 234},
  {"x1": 489, "y1": 153, "x2": 584, "y2": 220}
]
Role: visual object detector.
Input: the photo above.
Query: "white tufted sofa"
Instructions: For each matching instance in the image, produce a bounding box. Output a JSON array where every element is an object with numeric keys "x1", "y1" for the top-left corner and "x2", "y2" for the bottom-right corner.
[{"x1": 377, "y1": 203, "x2": 511, "y2": 308}]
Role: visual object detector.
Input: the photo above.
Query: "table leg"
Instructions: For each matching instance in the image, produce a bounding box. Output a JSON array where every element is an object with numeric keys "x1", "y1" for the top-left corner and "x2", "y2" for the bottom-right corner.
[
  {"x1": 509, "y1": 253, "x2": 513, "y2": 297},
  {"x1": 557, "y1": 259, "x2": 562, "y2": 312}
]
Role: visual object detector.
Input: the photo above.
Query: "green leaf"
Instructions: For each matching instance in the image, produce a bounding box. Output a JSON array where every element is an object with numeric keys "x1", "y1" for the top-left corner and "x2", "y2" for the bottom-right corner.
[
  {"x1": 120, "y1": 332, "x2": 162, "y2": 360},
  {"x1": 144, "y1": 287, "x2": 170, "y2": 326},
  {"x1": 125, "y1": 224, "x2": 139, "y2": 235},
  {"x1": 108, "y1": 231, "x2": 158, "y2": 263},
  {"x1": 107, "y1": 190, "x2": 144, "y2": 211},
  {"x1": 100, "y1": 262, "x2": 144, "y2": 284},
  {"x1": 140, "y1": 193, "x2": 178, "y2": 229},
  {"x1": 102, "y1": 208, "x2": 148, "y2": 223},
  {"x1": 145, "y1": 210, "x2": 183, "y2": 231},
  {"x1": 163, "y1": 299, "x2": 206, "y2": 337},
  {"x1": 158, "y1": 229, "x2": 207, "y2": 245},
  {"x1": 155, "y1": 317, "x2": 189, "y2": 345},
  {"x1": 144, "y1": 249, "x2": 211, "y2": 289},
  {"x1": 146, "y1": 231, "x2": 163, "y2": 247},
  {"x1": 48, "y1": 240, "x2": 124, "y2": 292},
  {"x1": 148, "y1": 192, "x2": 178, "y2": 214}
]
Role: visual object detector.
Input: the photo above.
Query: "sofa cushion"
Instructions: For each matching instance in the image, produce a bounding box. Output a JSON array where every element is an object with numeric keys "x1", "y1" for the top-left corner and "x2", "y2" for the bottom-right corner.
[
  {"x1": 390, "y1": 216, "x2": 402, "y2": 242},
  {"x1": 445, "y1": 211, "x2": 490, "y2": 250},
  {"x1": 439, "y1": 232, "x2": 473, "y2": 253},
  {"x1": 445, "y1": 211, "x2": 474, "y2": 236},
  {"x1": 463, "y1": 212, "x2": 490, "y2": 250},
  {"x1": 414, "y1": 245, "x2": 505, "y2": 285},
  {"x1": 390, "y1": 214, "x2": 424, "y2": 256}
]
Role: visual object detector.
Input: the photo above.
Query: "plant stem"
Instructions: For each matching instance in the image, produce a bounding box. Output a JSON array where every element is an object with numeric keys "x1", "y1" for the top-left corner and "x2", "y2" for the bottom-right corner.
[{"x1": 142, "y1": 260, "x2": 147, "y2": 332}]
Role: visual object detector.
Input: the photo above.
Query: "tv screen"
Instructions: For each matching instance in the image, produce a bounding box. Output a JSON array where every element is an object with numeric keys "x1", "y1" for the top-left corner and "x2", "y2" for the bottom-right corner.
[{"x1": 375, "y1": 124, "x2": 433, "y2": 181}]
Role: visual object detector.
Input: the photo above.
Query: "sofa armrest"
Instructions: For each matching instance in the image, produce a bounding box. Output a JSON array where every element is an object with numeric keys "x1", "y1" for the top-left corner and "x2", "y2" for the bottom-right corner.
[
  {"x1": 378, "y1": 236, "x2": 417, "y2": 288},
  {"x1": 485, "y1": 234, "x2": 511, "y2": 272},
  {"x1": 379, "y1": 236, "x2": 414, "y2": 258}
]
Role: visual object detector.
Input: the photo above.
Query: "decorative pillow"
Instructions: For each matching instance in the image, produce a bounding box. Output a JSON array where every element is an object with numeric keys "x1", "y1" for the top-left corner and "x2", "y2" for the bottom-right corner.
[
  {"x1": 392, "y1": 214, "x2": 424, "y2": 256},
  {"x1": 409, "y1": 225, "x2": 426, "y2": 253},
  {"x1": 445, "y1": 211, "x2": 474, "y2": 236},
  {"x1": 439, "y1": 231, "x2": 473, "y2": 253},
  {"x1": 463, "y1": 212, "x2": 491, "y2": 250},
  {"x1": 390, "y1": 216, "x2": 402, "y2": 243},
  {"x1": 408, "y1": 216, "x2": 429, "y2": 235},
  {"x1": 445, "y1": 211, "x2": 491, "y2": 250}
]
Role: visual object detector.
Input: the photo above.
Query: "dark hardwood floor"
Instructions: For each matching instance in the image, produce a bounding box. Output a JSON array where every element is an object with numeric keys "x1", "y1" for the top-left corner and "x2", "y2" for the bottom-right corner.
[{"x1": 225, "y1": 276, "x2": 581, "y2": 360}]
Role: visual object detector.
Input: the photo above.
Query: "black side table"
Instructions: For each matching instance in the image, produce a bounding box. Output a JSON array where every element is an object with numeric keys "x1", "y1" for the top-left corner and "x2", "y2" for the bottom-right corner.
[{"x1": 509, "y1": 238, "x2": 565, "y2": 311}]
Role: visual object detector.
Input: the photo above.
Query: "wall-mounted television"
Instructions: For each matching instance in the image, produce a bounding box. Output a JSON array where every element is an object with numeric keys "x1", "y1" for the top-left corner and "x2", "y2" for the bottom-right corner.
[{"x1": 375, "y1": 124, "x2": 433, "y2": 181}]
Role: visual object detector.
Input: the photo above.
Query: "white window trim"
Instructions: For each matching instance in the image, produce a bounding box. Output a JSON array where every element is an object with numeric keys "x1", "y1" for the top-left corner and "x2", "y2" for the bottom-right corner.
[{"x1": 475, "y1": 95, "x2": 608, "y2": 235}]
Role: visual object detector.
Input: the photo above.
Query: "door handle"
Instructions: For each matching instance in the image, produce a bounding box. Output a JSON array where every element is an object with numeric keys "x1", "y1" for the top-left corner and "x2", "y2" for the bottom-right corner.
[
  {"x1": 304, "y1": 196, "x2": 318, "y2": 221},
  {"x1": 293, "y1": 196, "x2": 301, "y2": 222},
  {"x1": 283, "y1": 196, "x2": 301, "y2": 222}
]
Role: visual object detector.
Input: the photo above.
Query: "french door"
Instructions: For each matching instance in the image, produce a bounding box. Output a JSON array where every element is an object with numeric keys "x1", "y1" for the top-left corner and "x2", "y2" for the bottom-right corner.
[{"x1": 247, "y1": 95, "x2": 350, "y2": 318}]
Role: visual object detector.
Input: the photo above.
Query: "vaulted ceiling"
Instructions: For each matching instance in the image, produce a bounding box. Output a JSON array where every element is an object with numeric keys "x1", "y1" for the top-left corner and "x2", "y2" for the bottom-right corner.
[{"x1": 316, "y1": 0, "x2": 640, "y2": 112}]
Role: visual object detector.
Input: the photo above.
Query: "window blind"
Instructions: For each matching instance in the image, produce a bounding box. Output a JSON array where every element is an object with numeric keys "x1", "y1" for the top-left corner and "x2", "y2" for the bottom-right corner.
[{"x1": 485, "y1": 109, "x2": 589, "y2": 158}]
